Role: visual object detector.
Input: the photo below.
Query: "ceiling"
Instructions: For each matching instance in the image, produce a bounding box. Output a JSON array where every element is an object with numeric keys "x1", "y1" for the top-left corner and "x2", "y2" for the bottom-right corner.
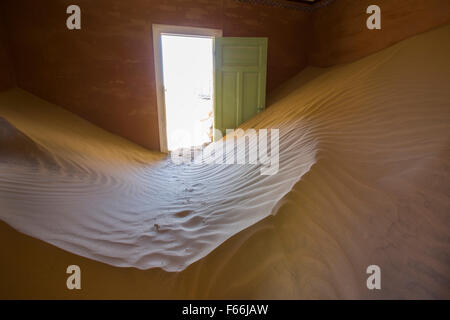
[
  {"x1": 288, "y1": 0, "x2": 320, "y2": 3},
  {"x1": 236, "y1": 0, "x2": 335, "y2": 12}
]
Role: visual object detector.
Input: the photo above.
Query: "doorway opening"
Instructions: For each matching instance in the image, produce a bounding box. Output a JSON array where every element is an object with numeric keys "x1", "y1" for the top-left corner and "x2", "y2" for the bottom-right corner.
[
  {"x1": 162, "y1": 35, "x2": 213, "y2": 151},
  {"x1": 153, "y1": 25, "x2": 222, "y2": 152}
]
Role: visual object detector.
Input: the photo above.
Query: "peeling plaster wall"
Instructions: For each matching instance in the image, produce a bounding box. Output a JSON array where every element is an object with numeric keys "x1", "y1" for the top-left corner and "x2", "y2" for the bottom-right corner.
[
  {"x1": 2, "y1": 0, "x2": 310, "y2": 150},
  {"x1": 309, "y1": 0, "x2": 450, "y2": 66}
]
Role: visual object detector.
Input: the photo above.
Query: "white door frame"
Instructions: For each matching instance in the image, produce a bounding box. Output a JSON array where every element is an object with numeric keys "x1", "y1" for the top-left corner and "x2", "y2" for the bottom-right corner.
[{"x1": 152, "y1": 24, "x2": 223, "y2": 153}]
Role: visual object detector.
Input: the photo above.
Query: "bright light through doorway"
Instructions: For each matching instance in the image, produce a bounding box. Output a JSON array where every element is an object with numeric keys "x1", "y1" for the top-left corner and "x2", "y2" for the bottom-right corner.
[{"x1": 161, "y1": 35, "x2": 214, "y2": 151}]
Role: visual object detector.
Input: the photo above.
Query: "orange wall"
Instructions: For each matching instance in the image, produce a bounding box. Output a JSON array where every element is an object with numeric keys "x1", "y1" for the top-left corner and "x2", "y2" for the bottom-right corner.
[
  {"x1": 0, "y1": 21, "x2": 14, "y2": 92},
  {"x1": 309, "y1": 0, "x2": 450, "y2": 66},
  {"x1": 1, "y1": 0, "x2": 310, "y2": 150},
  {"x1": 3, "y1": 0, "x2": 449, "y2": 150}
]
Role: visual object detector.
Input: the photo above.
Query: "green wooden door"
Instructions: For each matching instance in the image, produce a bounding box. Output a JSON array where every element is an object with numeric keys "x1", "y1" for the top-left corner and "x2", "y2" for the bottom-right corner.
[{"x1": 214, "y1": 37, "x2": 268, "y2": 139}]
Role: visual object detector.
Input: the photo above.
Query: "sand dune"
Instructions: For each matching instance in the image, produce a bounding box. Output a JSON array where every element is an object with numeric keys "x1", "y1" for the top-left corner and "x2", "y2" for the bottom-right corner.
[
  {"x1": 0, "y1": 92, "x2": 316, "y2": 272},
  {"x1": 0, "y1": 24, "x2": 449, "y2": 298},
  {"x1": 0, "y1": 117, "x2": 58, "y2": 168}
]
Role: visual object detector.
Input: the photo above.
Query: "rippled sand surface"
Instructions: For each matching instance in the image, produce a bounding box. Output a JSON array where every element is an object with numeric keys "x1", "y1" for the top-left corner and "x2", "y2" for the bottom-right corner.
[{"x1": 0, "y1": 25, "x2": 449, "y2": 298}]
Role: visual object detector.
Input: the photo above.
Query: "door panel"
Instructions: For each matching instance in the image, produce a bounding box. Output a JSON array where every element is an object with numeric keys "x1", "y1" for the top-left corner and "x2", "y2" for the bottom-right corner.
[
  {"x1": 242, "y1": 72, "x2": 259, "y2": 123},
  {"x1": 222, "y1": 46, "x2": 260, "y2": 67},
  {"x1": 214, "y1": 37, "x2": 267, "y2": 139},
  {"x1": 222, "y1": 72, "x2": 238, "y2": 130}
]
